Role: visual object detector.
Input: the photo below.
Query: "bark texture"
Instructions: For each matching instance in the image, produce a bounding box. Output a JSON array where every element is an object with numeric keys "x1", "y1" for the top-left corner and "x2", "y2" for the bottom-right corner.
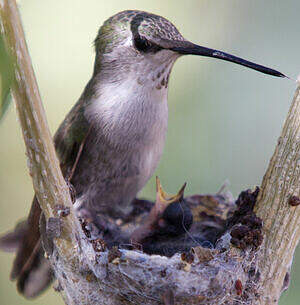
[
  {"x1": 0, "y1": 0, "x2": 82, "y2": 272},
  {"x1": 254, "y1": 86, "x2": 300, "y2": 304}
]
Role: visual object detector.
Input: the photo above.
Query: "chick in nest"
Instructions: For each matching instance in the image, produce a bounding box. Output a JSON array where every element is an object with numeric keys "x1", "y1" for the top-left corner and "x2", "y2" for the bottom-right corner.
[{"x1": 131, "y1": 177, "x2": 195, "y2": 256}]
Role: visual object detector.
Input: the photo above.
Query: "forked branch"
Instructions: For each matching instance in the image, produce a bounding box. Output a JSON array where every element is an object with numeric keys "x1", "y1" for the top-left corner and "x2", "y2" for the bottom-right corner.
[{"x1": 1, "y1": 0, "x2": 299, "y2": 304}]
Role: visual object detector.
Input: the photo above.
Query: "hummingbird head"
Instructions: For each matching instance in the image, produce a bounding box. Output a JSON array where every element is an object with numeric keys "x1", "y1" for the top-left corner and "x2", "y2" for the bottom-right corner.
[
  {"x1": 93, "y1": 10, "x2": 185, "y2": 88},
  {"x1": 93, "y1": 10, "x2": 285, "y2": 87}
]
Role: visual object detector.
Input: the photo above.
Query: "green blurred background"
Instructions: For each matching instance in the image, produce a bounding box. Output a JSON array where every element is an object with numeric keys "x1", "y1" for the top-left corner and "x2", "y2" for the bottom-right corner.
[{"x1": 0, "y1": 0, "x2": 299, "y2": 304}]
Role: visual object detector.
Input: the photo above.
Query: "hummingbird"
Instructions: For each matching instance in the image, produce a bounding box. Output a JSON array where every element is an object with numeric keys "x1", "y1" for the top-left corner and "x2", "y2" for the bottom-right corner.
[{"x1": 0, "y1": 10, "x2": 285, "y2": 299}]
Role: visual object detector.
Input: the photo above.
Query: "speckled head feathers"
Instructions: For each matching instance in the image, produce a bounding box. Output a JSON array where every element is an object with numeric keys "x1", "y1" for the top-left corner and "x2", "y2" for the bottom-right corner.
[
  {"x1": 129, "y1": 11, "x2": 185, "y2": 43},
  {"x1": 94, "y1": 10, "x2": 185, "y2": 55}
]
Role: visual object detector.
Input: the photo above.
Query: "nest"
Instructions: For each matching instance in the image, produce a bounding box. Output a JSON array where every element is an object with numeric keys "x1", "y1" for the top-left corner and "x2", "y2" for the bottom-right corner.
[{"x1": 48, "y1": 182, "x2": 263, "y2": 305}]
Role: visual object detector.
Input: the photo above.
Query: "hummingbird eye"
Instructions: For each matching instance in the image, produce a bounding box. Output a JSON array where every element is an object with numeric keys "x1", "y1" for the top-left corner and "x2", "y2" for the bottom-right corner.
[
  {"x1": 133, "y1": 35, "x2": 152, "y2": 52},
  {"x1": 133, "y1": 35, "x2": 162, "y2": 53}
]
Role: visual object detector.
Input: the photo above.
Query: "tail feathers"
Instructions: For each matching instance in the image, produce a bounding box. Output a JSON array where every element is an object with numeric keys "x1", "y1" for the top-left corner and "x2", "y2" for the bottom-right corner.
[
  {"x1": 16, "y1": 242, "x2": 53, "y2": 298},
  {"x1": 0, "y1": 196, "x2": 54, "y2": 298},
  {"x1": 11, "y1": 196, "x2": 42, "y2": 281},
  {"x1": 0, "y1": 220, "x2": 28, "y2": 252}
]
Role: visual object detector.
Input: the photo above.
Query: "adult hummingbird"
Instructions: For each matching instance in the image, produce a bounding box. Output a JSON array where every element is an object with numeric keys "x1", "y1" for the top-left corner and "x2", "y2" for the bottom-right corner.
[{"x1": 0, "y1": 10, "x2": 285, "y2": 298}]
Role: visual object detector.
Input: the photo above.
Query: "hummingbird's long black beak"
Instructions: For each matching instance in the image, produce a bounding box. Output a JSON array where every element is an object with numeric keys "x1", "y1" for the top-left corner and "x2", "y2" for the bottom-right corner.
[{"x1": 166, "y1": 41, "x2": 286, "y2": 78}]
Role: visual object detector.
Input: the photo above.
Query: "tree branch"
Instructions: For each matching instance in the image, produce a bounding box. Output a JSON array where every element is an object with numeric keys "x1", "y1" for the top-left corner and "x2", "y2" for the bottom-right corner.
[
  {"x1": 255, "y1": 85, "x2": 300, "y2": 304},
  {"x1": 0, "y1": 0, "x2": 81, "y2": 263}
]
